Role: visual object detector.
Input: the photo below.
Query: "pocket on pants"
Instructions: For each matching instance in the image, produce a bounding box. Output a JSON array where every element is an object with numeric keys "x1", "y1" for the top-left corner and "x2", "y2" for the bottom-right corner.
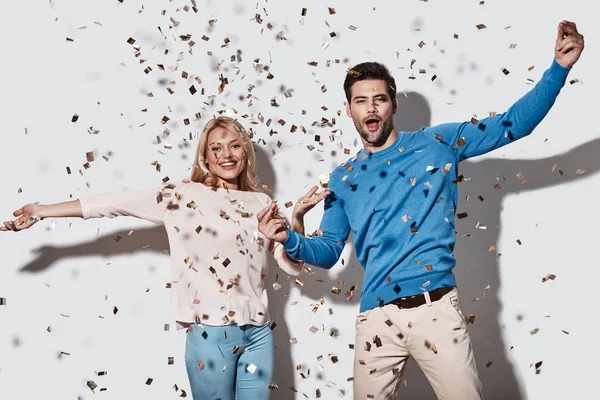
[{"x1": 446, "y1": 291, "x2": 467, "y2": 326}]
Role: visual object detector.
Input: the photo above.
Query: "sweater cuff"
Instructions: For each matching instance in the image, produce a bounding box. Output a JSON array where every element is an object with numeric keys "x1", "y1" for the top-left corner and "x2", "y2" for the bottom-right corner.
[
  {"x1": 78, "y1": 198, "x2": 92, "y2": 220},
  {"x1": 548, "y1": 58, "x2": 571, "y2": 82},
  {"x1": 283, "y1": 230, "x2": 301, "y2": 254}
]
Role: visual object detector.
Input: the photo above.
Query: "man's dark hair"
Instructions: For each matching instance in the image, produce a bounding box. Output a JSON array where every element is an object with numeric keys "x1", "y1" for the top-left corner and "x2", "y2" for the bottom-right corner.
[{"x1": 343, "y1": 62, "x2": 397, "y2": 104}]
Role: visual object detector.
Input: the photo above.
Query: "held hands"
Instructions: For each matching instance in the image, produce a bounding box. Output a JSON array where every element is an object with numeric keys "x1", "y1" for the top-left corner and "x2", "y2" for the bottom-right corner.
[
  {"x1": 257, "y1": 202, "x2": 289, "y2": 243},
  {"x1": 1, "y1": 203, "x2": 43, "y2": 232},
  {"x1": 555, "y1": 20, "x2": 584, "y2": 68}
]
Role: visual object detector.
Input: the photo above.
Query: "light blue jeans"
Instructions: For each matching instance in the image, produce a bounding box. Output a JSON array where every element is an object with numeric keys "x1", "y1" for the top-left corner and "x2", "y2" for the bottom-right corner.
[{"x1": 185, "y1": 323, "x2": 274, "y2": 400}]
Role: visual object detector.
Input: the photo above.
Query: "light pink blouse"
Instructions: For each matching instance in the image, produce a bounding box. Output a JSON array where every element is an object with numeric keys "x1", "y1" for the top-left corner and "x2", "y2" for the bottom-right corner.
[{"x1": 79, "y1": 180, "x2": 302, "y2": 329}]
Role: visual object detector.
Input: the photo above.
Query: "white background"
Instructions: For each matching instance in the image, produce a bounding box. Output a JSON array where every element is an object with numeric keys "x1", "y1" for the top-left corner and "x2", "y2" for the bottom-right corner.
[{"x1": 1, "y1": 0, "x2": 598, "y2": 399}]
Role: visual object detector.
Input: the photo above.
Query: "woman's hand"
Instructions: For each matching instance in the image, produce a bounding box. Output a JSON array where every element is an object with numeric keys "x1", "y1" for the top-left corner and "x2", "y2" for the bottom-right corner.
[
  {"x1": 257, "y1": 202, "x2": 289, "y2": 243},
  {"x1": 1, "y1": 203, "x2": 43, "y2": 232}
]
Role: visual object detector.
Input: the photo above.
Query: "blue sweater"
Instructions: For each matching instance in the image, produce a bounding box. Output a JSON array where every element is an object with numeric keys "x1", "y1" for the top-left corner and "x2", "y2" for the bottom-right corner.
[{"x1": 284, "y1": 60, "x2": 570, "y2": 313}]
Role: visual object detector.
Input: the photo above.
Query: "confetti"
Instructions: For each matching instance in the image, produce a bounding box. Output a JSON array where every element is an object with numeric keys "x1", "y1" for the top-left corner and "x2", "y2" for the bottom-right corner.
[
  {"x1": 529, "y1": 328, "x2": 539, "y2": 335},
  {"x1": 542, "y1": 274, "x2": 556, "y2": 282},
  {"x1": 86, "y1": 381, "x2": 97, "y2": 392},
  {"x1": 247, "y1": 363, "x2": 257, "y2": 374}
]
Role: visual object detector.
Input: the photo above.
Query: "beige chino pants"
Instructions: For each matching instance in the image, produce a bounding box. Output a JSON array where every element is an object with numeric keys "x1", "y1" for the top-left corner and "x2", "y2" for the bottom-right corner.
[{"x1": 353, "y1": 288, "x2": 483, "y2": 400}]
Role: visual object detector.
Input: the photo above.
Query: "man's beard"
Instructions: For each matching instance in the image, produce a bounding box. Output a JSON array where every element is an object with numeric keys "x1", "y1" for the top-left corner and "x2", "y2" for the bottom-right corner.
[{"x1": 355, "y1": 117, "x2": 394, "y2": 148}]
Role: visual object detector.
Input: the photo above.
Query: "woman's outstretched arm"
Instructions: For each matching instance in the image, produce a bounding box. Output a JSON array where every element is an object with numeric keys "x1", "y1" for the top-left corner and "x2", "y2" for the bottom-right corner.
[{"x1": 1, "y1": 200, "x2": 82, "y2": 232}]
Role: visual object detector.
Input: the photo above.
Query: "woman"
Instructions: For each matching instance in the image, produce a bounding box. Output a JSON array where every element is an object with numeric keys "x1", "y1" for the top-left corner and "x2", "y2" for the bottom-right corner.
[{"x1": 1, "y1": 116, "x2": 325, "y2": 399}]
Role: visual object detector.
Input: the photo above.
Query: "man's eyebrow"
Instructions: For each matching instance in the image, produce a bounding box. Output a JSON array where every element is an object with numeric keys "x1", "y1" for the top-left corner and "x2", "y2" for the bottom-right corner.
[{"x1": 352, "y1": 93, "x2": 389, "y2": 100}]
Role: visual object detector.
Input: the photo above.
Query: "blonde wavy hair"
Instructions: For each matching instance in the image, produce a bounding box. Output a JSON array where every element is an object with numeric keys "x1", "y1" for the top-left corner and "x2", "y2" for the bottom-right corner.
[{"x1": 191, "y1": 116, "x2": 259, "y2": 192}]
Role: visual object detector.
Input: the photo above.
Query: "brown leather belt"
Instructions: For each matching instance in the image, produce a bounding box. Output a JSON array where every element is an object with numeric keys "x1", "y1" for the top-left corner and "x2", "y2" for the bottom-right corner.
[{"x1": 386, "y1": 286, "x2": 455, "y2": 309}]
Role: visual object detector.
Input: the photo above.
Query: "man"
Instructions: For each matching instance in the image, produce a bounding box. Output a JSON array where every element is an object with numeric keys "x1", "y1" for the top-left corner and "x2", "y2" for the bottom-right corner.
[{"x1": 258, "y1": 20, "x2": 584, "y2": 399}]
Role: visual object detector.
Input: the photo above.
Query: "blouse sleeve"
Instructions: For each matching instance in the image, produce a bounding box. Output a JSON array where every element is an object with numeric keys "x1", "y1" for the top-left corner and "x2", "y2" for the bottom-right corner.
[
  {"x1": 270, "y1": 240, "x2": 303, "y2": 276},
  {"x1": 78, "y1": 184, "x2": 185, "y2": 225}
]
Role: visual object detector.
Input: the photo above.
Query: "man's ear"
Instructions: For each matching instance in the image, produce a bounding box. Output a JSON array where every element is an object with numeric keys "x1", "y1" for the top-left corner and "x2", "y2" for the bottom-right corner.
[
  {"x1": 393, "y1": 98, "x2": 398, "y2": 114},
  {"x1": 346, "y1": 103, "x2": 352, "y2": 117}
]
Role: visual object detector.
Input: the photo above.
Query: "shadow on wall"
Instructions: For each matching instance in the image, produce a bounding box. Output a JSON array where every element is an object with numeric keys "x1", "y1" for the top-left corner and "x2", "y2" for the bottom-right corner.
[{"x1": 18, "y1": 97, "x2": 600, "y2": 399}]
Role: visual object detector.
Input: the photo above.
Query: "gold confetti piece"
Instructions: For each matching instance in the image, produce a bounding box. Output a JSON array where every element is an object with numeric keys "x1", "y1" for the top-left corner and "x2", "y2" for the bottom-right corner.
[
  {"x1": 576, "y1": 169, "x2": 586, "y2": 174},
  {"x1": 466, "y1": 314, "x2": 476, "y2": 324},
  {"x1": 71, "y1": 114, "x2": 79, "y2": 123},
  {"x1": 86, "y1": 381, "x2": 97, "y2": 392},
  {"x1": 457, "y1": 212, "x2": 468, "y2": 219},
  {"x1": 528, "y1": 65, "x2": 535, "y2": 71},
  {"x1": 486, "y1": 361, "x2": 493, "y2": 368},
  {"x1": 516, "y1": 239, "x2": 522, "y2": 245},
  {"x1": 113, "y1": 306, "x2": 118, "y2": 315},
  {"x1": 456, "y1": 138, "x2": 466, "y2": 147},
  {"x1": 542, "y1": 274, "x2": 556, "y2": 282},
  {"x1": 476, "y1": 24, "x2": 487, "y2": 30},
  {"x1": 309, "y1": 326, "x2": 319, "y2": 334},
  {"x1": 562, "y1": 330, "x2": 570, "y2": 335},
  {"x1": 198, "y1": 360, "x2": 205, "y2": 370},
  {"x1": 126, "y1": 37, "x2": 136, "y2": 45},
  {"x1": 407, "y1": 321, "x2": 413, "y2": 328},
  {"x1": 410, "y1": 178, "x2": 416, "y2": 186},
  {"x1": 0, "y1": 298, "x2": 5, "y2": 305},
  {"x1": 509, "y1": 43, "x2": 517, "y2": 49},
  {"x1": 502, "y1": 68, "x2": 510, "y2": 75},
  {"x1": 328, "y1": 7, "x2": 336, "y2": 14},
  {"x1": 530, "y1": 328, "x2": 539, "y2": 335},
  {"x1": 570, "y1": 78, "x2": 580, "y2": 85},
  {"x1": 145, "y1": 378, "x2": 153, "y2": 385},
  {"x1": 301, "y1": 8, "x2": 307, "y2": 16},
  {"x1": 373, "y1": 335, "x2": 382, "y2": 347},
  {"x1": 86, "y1": 152, "x2": 94, "y2": 162},
  {"x1": 424, "y1": 265, "x2": 433, "y2": 271},
  {"x1": 167, "y1": 357, "x2": 175, "y2": 365},
  {"x1": 487, "y1": 245, "x2": 496, "y2": 252}
]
